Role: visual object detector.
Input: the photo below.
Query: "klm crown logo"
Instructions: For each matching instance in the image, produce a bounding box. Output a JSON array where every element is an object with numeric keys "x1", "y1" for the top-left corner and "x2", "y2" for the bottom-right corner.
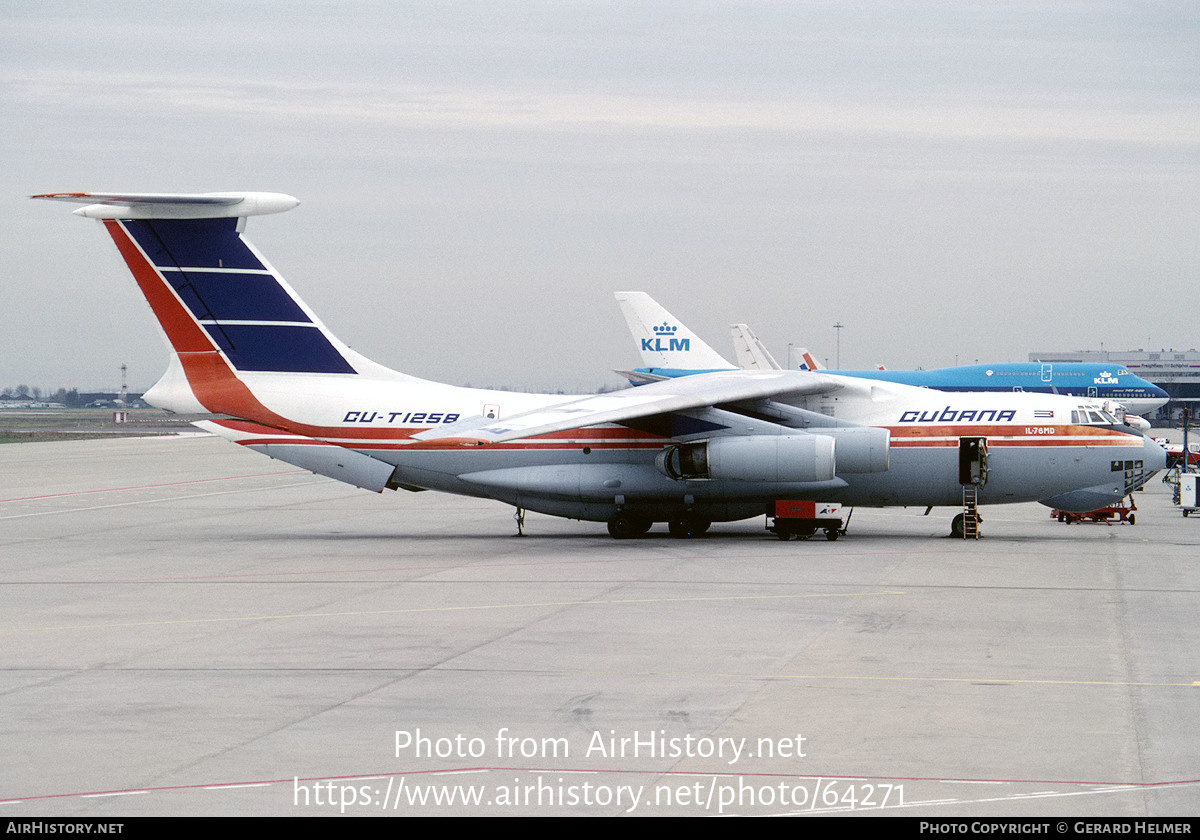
[{"x1": 642, "y1": 322, "x2": 690, "y2": 353}]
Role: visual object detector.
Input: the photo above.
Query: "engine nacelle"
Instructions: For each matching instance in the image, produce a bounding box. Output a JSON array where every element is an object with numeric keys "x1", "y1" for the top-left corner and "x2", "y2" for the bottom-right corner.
[
  {"x1": 657, "y1": 434, "x2": 836, "y2": 483},
  {"x1": 820, "y1": 426, "x2": 891, "y2": 474}
]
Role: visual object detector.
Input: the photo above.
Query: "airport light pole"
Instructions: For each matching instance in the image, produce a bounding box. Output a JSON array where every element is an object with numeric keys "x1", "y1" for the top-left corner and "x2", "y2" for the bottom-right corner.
[{"x1": 833, "y1": 322, "x2": 843, "y2": 369}]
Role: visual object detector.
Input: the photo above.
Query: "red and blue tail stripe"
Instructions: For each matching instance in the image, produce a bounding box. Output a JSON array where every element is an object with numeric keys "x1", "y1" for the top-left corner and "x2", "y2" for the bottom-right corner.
[{"x1": 120, "y1": 218, "x2": 356, "y2": 375}]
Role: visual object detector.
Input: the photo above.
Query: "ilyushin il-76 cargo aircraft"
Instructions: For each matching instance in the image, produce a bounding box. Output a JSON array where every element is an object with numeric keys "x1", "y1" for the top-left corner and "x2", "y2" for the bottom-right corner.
[{"x1": 35, "y1": 192, "x2": 1165, "y2": 539}]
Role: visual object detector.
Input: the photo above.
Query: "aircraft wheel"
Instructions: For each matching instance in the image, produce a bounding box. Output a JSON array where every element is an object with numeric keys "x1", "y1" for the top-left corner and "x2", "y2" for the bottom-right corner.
[
  {"x1": 607, "y1": 514, "x2": 651, "y2": 539},
  {"x1": 950, "y1": 513, "x2": 965, "y2": 538},
  {"x1": 668, "y1": 517, "x2": 711, "y2": 539}
]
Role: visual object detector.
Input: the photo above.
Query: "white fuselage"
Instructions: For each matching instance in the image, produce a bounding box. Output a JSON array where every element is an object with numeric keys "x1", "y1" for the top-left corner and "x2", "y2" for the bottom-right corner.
[{"x1": 194, "y1": 370, "x2": 1163, "y2": 522}]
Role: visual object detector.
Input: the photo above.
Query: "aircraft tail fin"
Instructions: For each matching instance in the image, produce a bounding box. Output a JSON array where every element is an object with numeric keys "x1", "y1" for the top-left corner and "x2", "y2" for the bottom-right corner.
[
  {"x1": 729, "y1": 323, "x2": 782, "y2": 370},
  {"x1": 614, "y1": 291, "x2": 735, "y2": 372},
  {"x1": 33, "y1": 192, "x2": 415, "y2": 418},
  {"x1": 790, "y1": 347, "x2": 824, "y2": 372}
]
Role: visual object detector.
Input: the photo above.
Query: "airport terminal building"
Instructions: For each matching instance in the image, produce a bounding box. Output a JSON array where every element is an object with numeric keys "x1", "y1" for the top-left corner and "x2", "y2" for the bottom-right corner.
[{"x1": 1030, "y1": 349, "x2": 1200, "y2": 424}]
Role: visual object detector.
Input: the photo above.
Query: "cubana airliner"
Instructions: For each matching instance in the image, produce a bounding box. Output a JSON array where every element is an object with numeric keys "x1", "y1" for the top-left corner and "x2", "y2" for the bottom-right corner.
[{"x1": 34, "y1": 193, "x2": 1165, "y2": 539}]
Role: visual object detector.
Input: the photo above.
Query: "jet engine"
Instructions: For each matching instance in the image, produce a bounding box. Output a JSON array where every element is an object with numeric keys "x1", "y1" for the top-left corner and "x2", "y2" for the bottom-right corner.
[{"x1": 657, "y1": 434, "x2": 837, "y2": 483}]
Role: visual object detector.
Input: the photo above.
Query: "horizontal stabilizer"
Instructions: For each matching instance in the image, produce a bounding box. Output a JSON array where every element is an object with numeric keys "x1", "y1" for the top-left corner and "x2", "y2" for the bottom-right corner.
[
  {"x1": 615, "y1": 369, "x2": 671, "y2": 385},
  {"x1": 31, "y1": 192, "x2": 299, "y2": 219}
]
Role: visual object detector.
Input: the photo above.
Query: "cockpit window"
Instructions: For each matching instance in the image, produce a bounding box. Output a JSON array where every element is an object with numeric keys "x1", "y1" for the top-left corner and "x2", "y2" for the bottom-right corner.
[{"x1": 1073, "y1": 407, "x2": 1121, "y2": 425}]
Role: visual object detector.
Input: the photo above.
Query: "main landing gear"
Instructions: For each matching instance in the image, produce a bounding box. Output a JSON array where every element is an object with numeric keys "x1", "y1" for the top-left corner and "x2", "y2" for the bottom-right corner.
[
  {"x1": 606, "y1": 513, "x2": 653, "y2": 539},
  {"x1": 667, "y1": 516, "x2": 711, "y2": 539},
  {"x1": 606, "y1": 514, "x2": 711, "y2": 539}
]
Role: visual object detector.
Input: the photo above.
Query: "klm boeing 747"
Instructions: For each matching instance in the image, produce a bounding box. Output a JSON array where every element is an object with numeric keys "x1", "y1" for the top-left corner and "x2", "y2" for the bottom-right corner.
[
  {"x1": 800, "y1": 362, "x2": 1166, "y2": 418},
  {"x1": 619, "y1": 294, "x2": 1168, "y2": 420}
]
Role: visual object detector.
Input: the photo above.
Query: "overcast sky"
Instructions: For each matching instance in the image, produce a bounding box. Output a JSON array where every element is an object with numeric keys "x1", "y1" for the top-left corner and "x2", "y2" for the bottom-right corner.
[{"x1": 3, "y1": 1, "x2": 1198, "y2": 393}]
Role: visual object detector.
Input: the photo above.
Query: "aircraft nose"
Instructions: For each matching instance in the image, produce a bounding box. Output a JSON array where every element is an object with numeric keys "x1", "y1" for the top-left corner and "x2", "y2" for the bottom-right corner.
[{"x1": 1145, "y1": 434, "x2": 1168, "y2": 472}]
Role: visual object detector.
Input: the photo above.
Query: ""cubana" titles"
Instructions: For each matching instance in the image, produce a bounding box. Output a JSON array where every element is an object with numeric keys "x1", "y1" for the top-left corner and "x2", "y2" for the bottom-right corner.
[{"x1": 898, "y1": 407, "x2": 1017, "y2": 424}]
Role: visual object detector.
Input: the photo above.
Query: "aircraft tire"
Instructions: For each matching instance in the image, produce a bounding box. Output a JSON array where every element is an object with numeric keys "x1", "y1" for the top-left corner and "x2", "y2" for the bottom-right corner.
[
  {"x1": 950, "y1": 513, "x2": 965, "y2": 538},
  {"x1": 668, "y1": 517, "x2": 711, "y2": 539},
  {"x1": 607, "y1": 514, "x2": 651, "y2": 539}
]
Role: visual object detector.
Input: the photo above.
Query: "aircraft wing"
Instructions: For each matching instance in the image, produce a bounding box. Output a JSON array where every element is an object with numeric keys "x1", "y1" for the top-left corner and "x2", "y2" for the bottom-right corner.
[{"x1": 412, "y1": 370, "x2": 845, "y2": 445}]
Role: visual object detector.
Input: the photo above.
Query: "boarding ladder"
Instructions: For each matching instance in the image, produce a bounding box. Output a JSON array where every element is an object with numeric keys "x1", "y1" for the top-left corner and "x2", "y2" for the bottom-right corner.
[{"x1": 961, "y1": 485, "x2": 980, "y2": 540}]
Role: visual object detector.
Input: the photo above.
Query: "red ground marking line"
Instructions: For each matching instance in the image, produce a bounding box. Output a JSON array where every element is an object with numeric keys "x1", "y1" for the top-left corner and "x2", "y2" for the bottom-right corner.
[{"x1": 0, "y1": 470, "x2": 305, "y2": 504}]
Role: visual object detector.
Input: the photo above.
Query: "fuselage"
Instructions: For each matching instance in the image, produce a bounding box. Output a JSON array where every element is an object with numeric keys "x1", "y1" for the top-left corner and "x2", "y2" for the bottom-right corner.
[
  {"x1": 203, "y1": 370, "x2": 1164, "y2": 524},
  {"x1": 816, "y1": 363, "x2": 1168, "y2": 416}
]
